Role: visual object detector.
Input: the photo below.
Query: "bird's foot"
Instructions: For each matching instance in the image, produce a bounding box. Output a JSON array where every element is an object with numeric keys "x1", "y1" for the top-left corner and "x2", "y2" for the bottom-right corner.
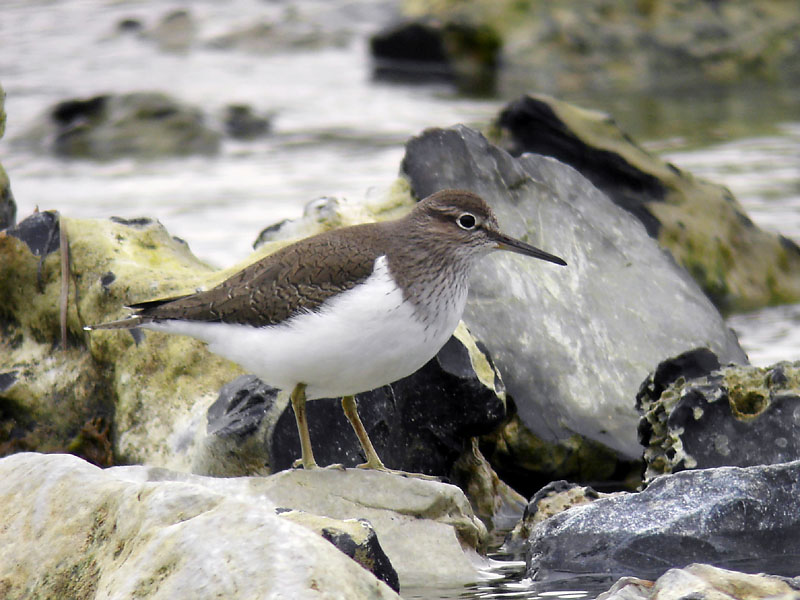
[
  {"x1": 355, "y1": 461, "x2": 439, "y2": 481},
  {"x1": 292, "y1": 457, "x2": 319, "y2": 470},
  {"x1": 291, "y1": 458, "x2": 345, "y2": 471}
]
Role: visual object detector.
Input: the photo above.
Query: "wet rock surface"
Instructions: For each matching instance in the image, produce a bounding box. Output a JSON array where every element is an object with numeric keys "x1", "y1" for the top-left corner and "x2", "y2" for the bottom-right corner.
[
  {"x1": 491, "y1": 94, "x2": 800, "y2": 312},
  {"x1": 525, "y1": 461, "x2": 800, "y2": 585},
  {"x1": 401, "y1": 124, "x2": 746, "y2": 458},
  {"x1": 638, "y1": 350, "x2": 800, "y2": 481}
]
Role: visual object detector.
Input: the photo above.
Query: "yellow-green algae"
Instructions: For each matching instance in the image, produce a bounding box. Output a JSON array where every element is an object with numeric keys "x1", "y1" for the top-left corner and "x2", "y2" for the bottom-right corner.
[
  {"x1": 489, "y1": 94, "x2": 800, "y2": 313},
  {"x1": 0, "y1": 215, "x2": 248, "y2": 467},
  {"x1": 641, "y1": 362, "x2": 800, "y2": 480}
]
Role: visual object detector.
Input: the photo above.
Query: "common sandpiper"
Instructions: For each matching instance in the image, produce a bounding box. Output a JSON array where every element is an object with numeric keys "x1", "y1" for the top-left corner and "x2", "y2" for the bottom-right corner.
[{"x1": 87, "y1": 189, "x2": 566, "y2": 472}]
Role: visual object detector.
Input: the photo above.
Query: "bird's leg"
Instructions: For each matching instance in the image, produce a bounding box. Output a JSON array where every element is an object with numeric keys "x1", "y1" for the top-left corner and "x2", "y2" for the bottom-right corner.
[
  {"x1": 341, "y1": 396, "x2": 438, "y2": 480},
  {"x1": 341, "y1": 395, "x2": 386, "y2": 470},
  {"x1": 290, "y1": 383, "x2": 318, "y2": 469}
]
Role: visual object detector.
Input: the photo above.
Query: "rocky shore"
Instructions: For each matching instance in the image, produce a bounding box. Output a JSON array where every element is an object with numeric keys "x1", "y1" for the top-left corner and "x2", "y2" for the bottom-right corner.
[{"x1": 3, "y1": 3, "x2": 800, "y2": 597}]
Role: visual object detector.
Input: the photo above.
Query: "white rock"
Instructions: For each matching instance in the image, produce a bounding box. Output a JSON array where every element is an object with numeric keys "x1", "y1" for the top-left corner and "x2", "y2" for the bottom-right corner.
[{"x1": 0, "y1": 453, "x2": 399, "y2": 599}]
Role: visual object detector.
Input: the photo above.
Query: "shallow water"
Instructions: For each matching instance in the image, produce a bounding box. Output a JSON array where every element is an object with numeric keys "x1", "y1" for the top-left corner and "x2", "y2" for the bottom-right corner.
[{"x1": 2, "y1": 1, "x2": 800, "y2": 597}]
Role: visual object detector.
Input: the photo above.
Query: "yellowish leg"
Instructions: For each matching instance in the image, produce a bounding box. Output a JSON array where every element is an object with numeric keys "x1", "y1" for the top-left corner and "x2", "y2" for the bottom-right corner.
[
  {"x1": 341, "y1": 395, "x2": 386, "y2": 470},
  {"x1": 290, "y1": 383, "x2": 318, "y2": 469}
]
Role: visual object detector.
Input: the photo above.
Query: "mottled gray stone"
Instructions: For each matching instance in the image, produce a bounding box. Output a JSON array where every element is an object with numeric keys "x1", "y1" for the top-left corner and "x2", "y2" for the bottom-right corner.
[
  {"x1": 401, "y1": 125, "x2": 747, "y2": 457},
  {"x1": 526, "y1": 461, "x2": 800, "y2": 585}
]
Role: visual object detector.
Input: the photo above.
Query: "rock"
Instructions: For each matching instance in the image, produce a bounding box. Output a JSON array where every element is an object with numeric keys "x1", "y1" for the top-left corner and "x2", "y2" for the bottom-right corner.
[
  {"x1": 525, "y1": 461, "x2": 800, "y2": 585},
  {"x1": 638, "y1": 350, "x2": 800, "y2": 481},
  {"x1": 1, "y1": 213, "x2": 242, "y2": 469},
  {"x1": 449, "y1": 437, "x2": 527, "y2": 534},
  {"x1": 111, "y1": 459, "x2": 489, "y2": 588},
  {"x1": 223, "y1": 104, "x2": 271, "y2": 140},
  {"x1": 504, "y1": 480, "x2": 601, "y2": 554},
  {"x1": 207, "y1": 20, "x2": 350, "y2": 53},
  {"x1": 18, "y1": 92, "x2": 220, "y2": 160},
  {"x1": 480, "y1": 410, "x2": 640, "y2": 497},
  {"x1": 402, "y1": 1, "x2": 800, "y2": 93},
  {"x1": 274, "y1": 510, "x2": 399, "y2": 592},
  {"x1": 0, "y1": 82, "x2": 15, "y2": 230},
  {"x1": 1, "y1": 213, "x2": 116, "y2": 465},
  {"x1": 149, "y1": 9, "x2": 196, "y2": 52},
  {"x1": 598, "y1": 564, "x2": 800, "y2": 600},
  {"x1": 400, "y1": 124, "x2": 747, "y2": 458},
  {"x1": 491, "y1": 94, "x2": 800, "y2": 312},
  {"x1": 0, "y1": 452, "x2": 400, "y2": 599},
  {"x1": 370, "y1": 20, "x2": 500, "y2": 94}
]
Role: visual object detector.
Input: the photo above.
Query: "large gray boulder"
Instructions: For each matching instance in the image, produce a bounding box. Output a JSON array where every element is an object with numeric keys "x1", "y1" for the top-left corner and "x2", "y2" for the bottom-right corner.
[
  {"x1": 0, "y1": 452, "x2": 400, "y2": 599},
  {"x1": 525, "y1": 461, "x2": 800, "y2": 585},
  {"x1": 401, "y1": 125, "x2": 747, "y2": 457}
]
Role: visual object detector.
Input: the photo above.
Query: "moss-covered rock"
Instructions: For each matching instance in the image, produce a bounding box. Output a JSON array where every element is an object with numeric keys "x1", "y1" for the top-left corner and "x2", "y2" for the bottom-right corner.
[
  {"x1": 16, "y1": 92, "x2": 221, "y2": 160},
  {"x1": 637, "y1": 349, "x2": 800, "y2": 481},
  {"x1": 403, "y1": 1, "x2": 800, "y2": 93},
  {"x1": 0, "y1": 81, "x2": 16, "y2": 231},
  {"x1": 490, "y1": 94, "x2": 800, "y2": 312},
  {"x1": 0, "y1": 212, "x2": 253, "y2": 468}
]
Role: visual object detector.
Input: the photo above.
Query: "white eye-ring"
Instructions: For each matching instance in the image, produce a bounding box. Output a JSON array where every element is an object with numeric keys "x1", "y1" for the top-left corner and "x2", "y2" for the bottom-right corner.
[{"x1": 457, "y1": 213, "x2": 477, "y2": 230}]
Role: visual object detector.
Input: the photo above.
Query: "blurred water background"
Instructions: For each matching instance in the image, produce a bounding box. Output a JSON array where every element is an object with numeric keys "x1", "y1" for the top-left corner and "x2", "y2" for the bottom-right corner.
[{"x1": 1, "y1": 1, "x2": 799, "y2": 597}]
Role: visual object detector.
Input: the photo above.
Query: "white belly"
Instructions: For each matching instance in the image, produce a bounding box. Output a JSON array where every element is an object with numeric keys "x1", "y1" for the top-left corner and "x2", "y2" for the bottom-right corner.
[{"x1": 143, "y1": 256, "x2": 466, "y2": 399}]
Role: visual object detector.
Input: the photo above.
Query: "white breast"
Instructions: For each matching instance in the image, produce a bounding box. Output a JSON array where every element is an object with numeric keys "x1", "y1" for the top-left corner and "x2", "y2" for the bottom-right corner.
[{"x1": 143, "y1": 255, "x2": 467, "y2": 399}]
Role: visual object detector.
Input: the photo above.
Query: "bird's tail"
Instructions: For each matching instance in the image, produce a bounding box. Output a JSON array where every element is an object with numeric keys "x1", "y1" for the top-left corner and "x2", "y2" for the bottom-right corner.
[{"x1": 84, "y1": 315, "x2": 145, "y2": 331}]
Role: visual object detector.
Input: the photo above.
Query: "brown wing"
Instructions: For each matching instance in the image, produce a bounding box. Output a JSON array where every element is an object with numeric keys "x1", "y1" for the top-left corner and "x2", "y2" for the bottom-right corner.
[{"x1": 132, "y1": 223, "x2": 387, "y2": 327}]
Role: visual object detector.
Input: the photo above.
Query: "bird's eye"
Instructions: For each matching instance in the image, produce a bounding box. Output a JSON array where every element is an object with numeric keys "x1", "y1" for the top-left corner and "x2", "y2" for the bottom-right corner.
[{"x1": 457, "y1": 213, "x2": 477, "y2": 230}]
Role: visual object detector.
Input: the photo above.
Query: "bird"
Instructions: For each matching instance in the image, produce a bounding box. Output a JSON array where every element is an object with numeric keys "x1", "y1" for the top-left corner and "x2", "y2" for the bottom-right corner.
[{"x1": 86, "y1": 189, "x2": 566, "y2": 473}]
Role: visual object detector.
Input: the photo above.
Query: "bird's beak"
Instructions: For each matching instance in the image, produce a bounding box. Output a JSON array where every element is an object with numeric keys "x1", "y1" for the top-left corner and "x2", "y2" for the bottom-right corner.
[{"x1": 489, "y1": 230, "x2": 567, "y2": 266}]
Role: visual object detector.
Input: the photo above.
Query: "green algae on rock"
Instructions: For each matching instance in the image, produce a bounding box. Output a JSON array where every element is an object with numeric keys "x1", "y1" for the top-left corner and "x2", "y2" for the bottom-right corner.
[
  {"x1": 16, "y1": 92, "x2": 221, "y2": 160},
  {"x1": 403, "y1": 0, "x2": 800, "y2": 94},
  {"x1": 490, "y1": 94, "x2": 800, "y2": 313},
  {"x1": 637, "y1": 350, "x2": 800, "y2": 482}
]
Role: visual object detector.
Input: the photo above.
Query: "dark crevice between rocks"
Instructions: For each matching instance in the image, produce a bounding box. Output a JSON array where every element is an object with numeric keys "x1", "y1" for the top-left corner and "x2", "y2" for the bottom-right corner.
[{"x1": 495, "y1": 96, "x2": 667, "y2": 238}]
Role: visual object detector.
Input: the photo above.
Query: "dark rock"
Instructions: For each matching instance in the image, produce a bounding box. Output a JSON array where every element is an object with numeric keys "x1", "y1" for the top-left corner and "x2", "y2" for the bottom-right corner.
[
  {"x1": 7, "y1": 211, "x2": 61, "y2": 257},
  {"x1": 321, "y1": 519, "x2": 400, "y2": 592},
  {"x1": 638, "y1": 358, "x2": 800, "y2": 481},
  {"x1": 269, "y1": 332, "x2": 505, "y2": 476},
  {"x1": 505, "y1": 480, "x2": 600, "y2": 555},
  {"x1": 370, "y1": 20, "x2": 500, "y2": 94},
  {"x1": 495, "y1": 96, "x2": 666, "y2": 237},
  {"x1": 400, "y1": 124, "x2": 746, "y2": 459},
  {"x1": 26, "y1": 92, "x2": 220, "y2": 160},
  {"x1": 109, "y1": 216, "x2": 156, "y2": 228},
  {"x1": 526, "y1": 461, "x2": 800, "y2": 585},
  {"x1": 207, "y1": 375, "x2": 278, "y2": 438},
  {"x1": 223, "y1": 104, "x2": 271, "y2": 140},
  {"x1": 0, "y1": 372, "x2": 17, "y2": 393},
  {"x1": 117, "y1": 18, "x2": 144, "y2": 33},
  {"x1": 491, "y1": 94, "x2": 800, "y2": 312},
  {"x1": 636, "y1": 348, "x2": 722, "y2": 414}
]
